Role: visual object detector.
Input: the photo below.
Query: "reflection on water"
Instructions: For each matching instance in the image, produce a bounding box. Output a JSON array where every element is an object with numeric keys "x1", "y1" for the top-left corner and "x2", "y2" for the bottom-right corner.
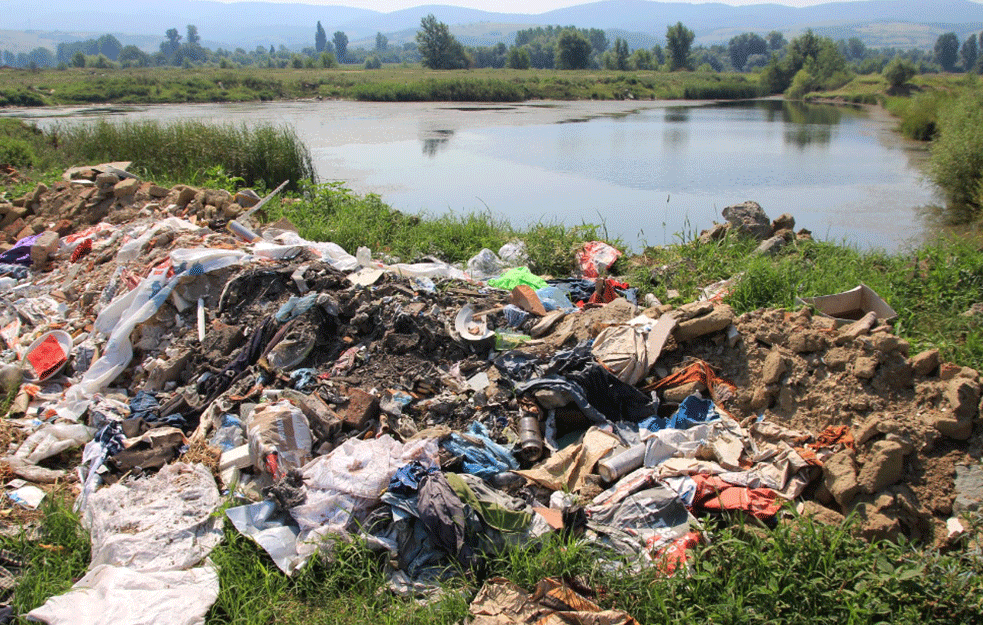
[{"x1": 421, "y1": 129, "x2": 454, "y2": 157}]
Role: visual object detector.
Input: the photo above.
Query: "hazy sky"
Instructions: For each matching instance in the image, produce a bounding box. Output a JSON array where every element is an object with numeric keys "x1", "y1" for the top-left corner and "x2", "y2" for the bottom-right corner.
[{"x1": 211, "y1": 0, "x2": 952, "y2": 14}]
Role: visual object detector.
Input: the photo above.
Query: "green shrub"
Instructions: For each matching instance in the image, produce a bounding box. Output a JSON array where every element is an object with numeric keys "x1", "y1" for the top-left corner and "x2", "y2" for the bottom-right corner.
[
  {"x1": 929, "y1": 88, "x2": 983, "y2": 213},
  {"x1": 883, "y1": 57, "x2": 917, "y2": 92},
  {"x1": 0, "y1": 136, "x2": 37, "y2": 168}
]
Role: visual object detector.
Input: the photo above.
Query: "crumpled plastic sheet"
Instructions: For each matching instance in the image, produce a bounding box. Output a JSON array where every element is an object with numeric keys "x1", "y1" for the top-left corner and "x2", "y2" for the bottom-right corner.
[
  {"x1": 441, "y1": 421, "x2": 518, "y2": 479},
  {"x1": 246, "y1": 400, "x2": 312, "y2": 474},
  {"x1": 576, "y1": 241, "x2": 622, "y2": 279},
  {"x1": 259, "y1": 231, "x2": 358, "y2": 271},
  {"x1": 591, "y1": 315, "x2": 676, "y2": 386},
  {"x1": 467, "y1": 248, "x2": 506, "y2": 282},
  {"x1": 639, "y1": 394, "x2": 723, "y2": 436},
  {"x1": 77, "y1": 421, "x2": 126, "y2": 510},
  {"x1": 11, "y1": 422, "x2": 93, "y2": 464},
  {"x1": 84, "y1": 462, "x2": 222, "y2": 572},
  {"x1": 226, "y1": 500, "x2": 304, "y2": 575},
  {"x1": 27, "y1": 562, "x2": 219, "y2": 625},
  {"x1": 356, "y1": 246, "x2": 470, "y2": 281},
  {"x1": 643, "y1": 417, "x2": 747, "y2": 472},
  {"x1": 286, "y1": 436, "x2": 441, "y2": 563}
]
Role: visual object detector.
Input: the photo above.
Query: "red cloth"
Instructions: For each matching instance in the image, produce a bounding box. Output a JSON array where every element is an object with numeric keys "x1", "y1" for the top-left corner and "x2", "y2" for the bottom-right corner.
[
  {"x1": 70, "y1": 238, "x2": 92, "y2": 263},
  {"x1": 691, "y1": 474, "x2": 781, "y2": 520},
  {"x1": 26, "y1": 334, "x2": 67, "y2": 381},
  {"x1": 587, "y1": 278, "x2": 631, "y2": 306},
  {"x1": 652, "y1": 531, "x2": 702, "y2": 577}
]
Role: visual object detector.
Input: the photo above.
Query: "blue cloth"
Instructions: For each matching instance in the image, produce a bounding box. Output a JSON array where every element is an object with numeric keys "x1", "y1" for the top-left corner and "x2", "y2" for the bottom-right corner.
[
  {"x1": 128, "y1": 391, "x2": 160, "y2": 421},
  {"x1": 289, "y1": 368, "x2": 318, "y2": 392},
  {"x1": 388, "y1": 461, "x2": 438, "y2": 497},
  {"x1": 502, "y1": 305, "x2": 528, "y2": 329},
  {"x1": 441, "y1": 421, "x2": 518, "y2": 479},
  {"x1": 638, "y1": 394, "x2": 721, "y2": 433}
]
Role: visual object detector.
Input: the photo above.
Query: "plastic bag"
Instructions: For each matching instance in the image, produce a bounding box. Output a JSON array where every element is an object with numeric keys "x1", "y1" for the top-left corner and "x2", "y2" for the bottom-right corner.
[
  {"x1": 247, "y1": 401, "x2": 312, "y2": 475},
  {"x1": 576, "y1": 241, "x2": 622, "y2": 278},
  {"x1": 499, "y1": 241, "x2": 529, "y2": 266},
  {"x1": 487, "y1": 267, "x2": 547, "y2": 291},
  {"x1": 13, "y1": 423, "x2": 93, "y2": 464},
  {"x1": 467, "y1": 248, "x2": 505, "y2": 281}
]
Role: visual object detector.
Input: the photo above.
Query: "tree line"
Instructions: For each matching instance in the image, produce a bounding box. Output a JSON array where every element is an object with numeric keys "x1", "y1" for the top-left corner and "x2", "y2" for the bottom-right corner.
[{"x1": 4, "y1": 16, "x2": 981, "y2": 84}]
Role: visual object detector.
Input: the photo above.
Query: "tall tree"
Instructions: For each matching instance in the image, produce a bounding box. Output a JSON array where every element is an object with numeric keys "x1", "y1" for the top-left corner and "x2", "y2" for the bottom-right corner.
[
  {"x1": 767, "y1": 31, "x2": 787, "y2": 52},
  {"x1": 315, "y1": 21, "x2": 327, "y2": 53},
  {"x1": 332, "y1": 31, "x2": 348, "y2": 62},
  {"x1": 375, "y1": 32, "x2": 388, "y2": 52},
  {"x1": 506, "y1": 45, "x2": 531, "y2": 69},
  {"x1": 416, "y1": 14, "x2": 468, "y2": 69},
  {"x1": 960, "y1": 33, "x2": 977, "y2": 72},
  {"x1": 935, "y1": 32, "x2": 960, "y2": 71},
  {"x1": 186, "y1": 25, "x2": 200, "y2": 46},
  {"x1": 728, "y1": 32, "x2": 766, "y2": 71},
  {"x1": 586, "y1": 28, "x2": 609, "y2": 57},
  {"x1": 97, "y1": 34, "x2": 122, "y2": 60},
  {"x1": 163, "y1": 28, "x2": 182, "y2": 58},
  {"x1": 666, "y1": 22, "x2": 695, "y2": 71},
  {"x1": 555, "y1": 29, "x2": 592, "y2": 69},
  {"x1": 612, "y1": 37, "x2": 629, "y2": 70}
]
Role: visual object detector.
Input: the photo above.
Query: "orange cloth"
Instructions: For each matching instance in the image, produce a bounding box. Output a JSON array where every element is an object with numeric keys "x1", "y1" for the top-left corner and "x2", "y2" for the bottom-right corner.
[
  {"x1": 691, "y1": 474, "x2": 781, "y2": 519},
  {"x1": 644, "y1": 359, "x2": 736, "y2": 404}
]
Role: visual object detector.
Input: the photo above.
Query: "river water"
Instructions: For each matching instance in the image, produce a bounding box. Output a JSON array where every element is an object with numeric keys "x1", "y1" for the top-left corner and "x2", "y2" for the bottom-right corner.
[{"x1": 8, "y1": 98, "x2": 940, "y2": 252}]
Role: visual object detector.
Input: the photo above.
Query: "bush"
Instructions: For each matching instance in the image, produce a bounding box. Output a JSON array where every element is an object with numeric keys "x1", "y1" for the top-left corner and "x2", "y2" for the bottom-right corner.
[
  {"x1": 0, "y1": 136, "x2": 37, "y2": 168},
  {"x1": 929, "y1": 88, "x2": 983, "y2": 214},
  {"x1": 883, "y1": 57, "x2": 917, "y2": 92}
]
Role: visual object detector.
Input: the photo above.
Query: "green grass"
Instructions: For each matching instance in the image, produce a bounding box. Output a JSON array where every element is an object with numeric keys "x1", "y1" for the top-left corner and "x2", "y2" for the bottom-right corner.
[
  {"x1": 265, "y1": 181, "x2": 615, "y2": 277},
  {"x1": 0, "y1": 494, "x2": 90, "y2": 616},
  {"x1": 52, "y1": 119, "x2": 314, "y2": 191},
  {"x1": 10, "y1": 497, "x2": 983, "y2": 625},
  {"x1": 0, "y1": 66, "x2": 765, "y2": 105}
]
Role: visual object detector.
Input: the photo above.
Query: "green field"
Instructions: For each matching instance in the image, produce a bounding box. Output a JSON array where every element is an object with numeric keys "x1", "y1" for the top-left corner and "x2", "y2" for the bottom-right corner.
[{"x1": 0, "y1": 65, "x2": 765, "y2": 105}]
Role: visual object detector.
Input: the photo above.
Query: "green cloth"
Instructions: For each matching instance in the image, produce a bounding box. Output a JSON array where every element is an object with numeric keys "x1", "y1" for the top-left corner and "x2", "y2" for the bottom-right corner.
[
  {"x1": 487, "y1": 267, "x2": 547, "y2": 291},
  {"x1": 445, "y1": 472, "x2": 532, "y2": 534}
]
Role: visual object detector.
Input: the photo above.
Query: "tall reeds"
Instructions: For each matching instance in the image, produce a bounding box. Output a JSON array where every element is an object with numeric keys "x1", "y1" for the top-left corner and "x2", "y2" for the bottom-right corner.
[{"x1": 53, "y1": 119, "x2": 315, "y2": 189}]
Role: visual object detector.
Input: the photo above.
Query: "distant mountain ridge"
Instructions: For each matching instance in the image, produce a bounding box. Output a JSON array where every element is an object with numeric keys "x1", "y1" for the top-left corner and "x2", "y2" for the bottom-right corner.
[{"x1": 1, "y1": 0, "x2": 981, "y2": 53}]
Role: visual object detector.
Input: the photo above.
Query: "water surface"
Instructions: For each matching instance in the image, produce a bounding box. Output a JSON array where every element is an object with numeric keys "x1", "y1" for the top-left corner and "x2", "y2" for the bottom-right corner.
[{"x1": 9, "y1": 99, "x2": 939, "y2": 252}]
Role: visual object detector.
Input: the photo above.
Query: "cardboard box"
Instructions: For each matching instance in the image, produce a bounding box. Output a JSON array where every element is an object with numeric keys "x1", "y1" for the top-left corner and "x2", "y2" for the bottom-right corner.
[{"x1": 797, "y1": 284, "x2": 897, "y2": 326}]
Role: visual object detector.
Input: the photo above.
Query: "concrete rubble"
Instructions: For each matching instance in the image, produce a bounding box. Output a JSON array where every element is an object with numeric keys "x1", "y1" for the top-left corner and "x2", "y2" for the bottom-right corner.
[{"x1": 0, "y1": 179, "x2": 981, "y2": 622}]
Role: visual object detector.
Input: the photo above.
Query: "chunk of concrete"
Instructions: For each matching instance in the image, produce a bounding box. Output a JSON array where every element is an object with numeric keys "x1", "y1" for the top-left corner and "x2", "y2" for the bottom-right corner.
[
  {"x1": 946, "y1": 377, "x2": 981, "y2": 420},
  {"x1": 761, "y1": 349, "x2": 787, "y2": 385},
  {"x1": 113, "y1": 177, "x2": 140, "y2": 197},
  {"x1": 721, "y1": 200, "x2": 771, "y2": 240},
  {"x1": 344, "y1": 388, "x2": 380, "y2": 429},
  {"x1": 673, "y1": 304, "x2": 734, "y2": 342},
  {"x1": 909, "y1": 349, "x2": 940, "y2": 378},
  {"x1": 858, "y1": 440, "x2": 905, "y2": 493},
  {"x1": 953, "y1": 464, "x2": 983, "y2": 514},
  {"x1": 823, "y1": 450, "x2": 860, "y2": 508}
]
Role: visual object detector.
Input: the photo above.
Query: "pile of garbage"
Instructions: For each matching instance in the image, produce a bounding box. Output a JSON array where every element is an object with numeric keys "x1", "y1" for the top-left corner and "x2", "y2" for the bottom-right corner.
[{"x1": 0, "y1": 170, "x2": 980, "y2": 624}]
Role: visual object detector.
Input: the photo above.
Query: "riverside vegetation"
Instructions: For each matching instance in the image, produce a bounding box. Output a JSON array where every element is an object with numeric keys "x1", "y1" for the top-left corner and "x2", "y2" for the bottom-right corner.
[{"x1": 2, "y1": 75, "x2": 983, "y2": 623}]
